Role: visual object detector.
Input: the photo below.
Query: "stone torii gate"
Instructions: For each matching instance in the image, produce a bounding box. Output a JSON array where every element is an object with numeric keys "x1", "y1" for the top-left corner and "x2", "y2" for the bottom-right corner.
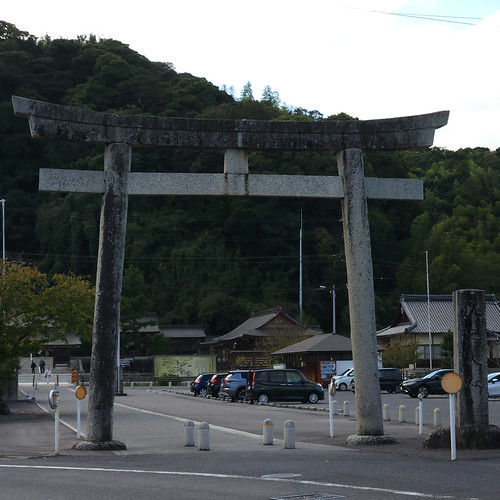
[{"x1": 13, "y1": 95, "x2": 448, "y2": 448}]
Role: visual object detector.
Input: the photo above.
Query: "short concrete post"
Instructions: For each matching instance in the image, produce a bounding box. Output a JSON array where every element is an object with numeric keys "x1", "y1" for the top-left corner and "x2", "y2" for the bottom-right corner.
[
  {"x1": 131, "y1": 382, "x2": 135, "y2": 388},
  {"x1": 149, "y1": 381, "x2": 153, "y2": 388},
  {"x1": 198, "y1": 422, "x2": 210, "y2": 451},
  {"x1": 168, "y1": 381, "x2": 172, "y2": 389},
  {"x1": 184, "y1": 420, "x2": 195, "y2": 447},
  {"x1": 383, "y1": 404, "x2": 390, "y2": 421},
  {"x1": 263, "y1": 419, "x2": 274, "y2": 445},
  {"x1": 343, "y1": 401, "x2": 350, "y2": 416},
  {"x1": 34, "y1": 382, "x2": 38, "y2": 390},
  {"x1": 284, "y1": 420, "x2": 295, "y2": 449},
  {"x1": 434, "y1": 408, "x2": 442, "y2": 428},
  {"x1": 399, "y1": 405, "x2": 406, "y2": 423},
  {"x1": 331, "y1": 400, "x2": 338, "y2": 415}
]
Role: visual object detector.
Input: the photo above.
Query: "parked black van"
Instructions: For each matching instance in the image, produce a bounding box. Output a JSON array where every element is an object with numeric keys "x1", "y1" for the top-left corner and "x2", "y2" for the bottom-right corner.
[
  {"x1": 246, "y1": 369, "x2": 325, "y2": 404},
  {"x1": 349, "y1": 368, "x2": 403, "y2": 393}
]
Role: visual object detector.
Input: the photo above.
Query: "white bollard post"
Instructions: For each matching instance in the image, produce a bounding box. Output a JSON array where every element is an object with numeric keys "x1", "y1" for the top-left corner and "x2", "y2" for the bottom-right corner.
[
  {"x1": 433, "y1": 408, "x2": 442, "y2": 428},
  {"x1": 184, "y1": 420, "x2": 195, "y2": 447},
  {"x1": 198, "y1": 422, "x2": 210, "y2": 451},
  {"x1": 131, "y1": 381, "x2": 135, "y2": 388},
  {"x1": 34, "y1": 382, "x2": 38, "y2": 390},
  {"x1": 399, "y1": 405, "x2": 406, "y2": 423},
  {"x1": 263, "y1": 419, "x2": 274, "y2": 445},
  {"x1": 343, "y1": 401, "x2": 350, "y2": 417},
  {"x1": 383, "y1": 403, "x2": 390, "y2": 421},
  {"x1": 149, "y1": 381, "x2": 153, "y2": 388},
  {"x1": 331, "y1": 400, "x2": 338, "y2": 415},
  {"x1": 284, "y1": 420, "x2": 295, "y2": 449},
  {"x1": 168, "y1": 381, "x2": 172, "y2": 389},
  {"x1": 415, "y1": 406, "x2": 419, "y2": 425}
]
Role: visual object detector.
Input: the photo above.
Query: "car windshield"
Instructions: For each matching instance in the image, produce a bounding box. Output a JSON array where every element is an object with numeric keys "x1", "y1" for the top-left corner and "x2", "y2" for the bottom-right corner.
[{"x1": 422, "y1": 370, "x2": 448, "y2": 380}]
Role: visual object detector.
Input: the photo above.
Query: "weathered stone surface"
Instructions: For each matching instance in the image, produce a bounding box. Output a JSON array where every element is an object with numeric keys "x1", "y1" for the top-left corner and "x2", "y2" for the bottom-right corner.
[
  {"x1": 40, "y1": 169, "x2": 422, "y2": 200},
  {"x1": 13, "y1": 96, "x2": 449, "y2": 151},
  {"x1": 453, "y1": 290, "x2": 489, "y2": 428},
  {"x1": 346, "y1": 434, "x2": 397, "y2": 445},
  {"x1": 424, "y1": 425, "x2": 500, "y2": 450},
  {"x1": 72, "y1": 440, "x2": 127, "y2": 451},
  {"x1": 338, "y1": 148, "x2": 383, "y2": 436},
  {"x1": 86, "y1": 143, "x2": 131, "y2": 443}
]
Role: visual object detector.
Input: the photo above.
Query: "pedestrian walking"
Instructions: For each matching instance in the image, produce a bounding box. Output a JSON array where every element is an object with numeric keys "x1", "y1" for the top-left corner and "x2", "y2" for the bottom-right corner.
[
  {"x1": 39, "y1": 358, "x2": 46, "y2": 374},
  {"x1": 31, "y1": 360, "x2": 36, "y2": 374},
  {"x1": 45, "y1": 366, "x2": 52, "y2": 384}
]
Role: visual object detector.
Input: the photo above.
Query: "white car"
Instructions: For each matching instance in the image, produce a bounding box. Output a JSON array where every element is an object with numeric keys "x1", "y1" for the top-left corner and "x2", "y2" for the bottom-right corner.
[
  {"x1": 488, "y1": 372, "x2": 500, "y2": 397},
  {"x1": 333, "y1": 368, "x2": 354, "y2": 391}
]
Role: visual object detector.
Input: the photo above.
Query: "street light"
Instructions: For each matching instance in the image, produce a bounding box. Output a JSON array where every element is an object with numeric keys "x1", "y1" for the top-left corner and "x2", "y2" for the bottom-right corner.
[{"x1": 319, "y1": 284, "x2": 336, "y2": 334}]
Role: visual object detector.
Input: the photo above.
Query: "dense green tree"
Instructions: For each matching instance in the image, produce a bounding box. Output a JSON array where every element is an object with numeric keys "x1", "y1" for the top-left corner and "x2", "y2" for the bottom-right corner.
[
  {"x1": 0, "y1": 262, "x2": 94, "y2": 413},
  {"x1": 240, "y1": 81, "x2": 254, "y2": 101},
  {"x1": 1, "y1": 22, "x2": 499, "y2": 342},
  {"x1": 440, "y1": 330, "x2": 454, "y2": 369}
]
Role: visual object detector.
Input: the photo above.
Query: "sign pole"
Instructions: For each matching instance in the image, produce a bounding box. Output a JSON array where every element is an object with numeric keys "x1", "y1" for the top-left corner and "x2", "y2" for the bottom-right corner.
[
  {"x1": 328, "y1": 381, "x2": 335, "y2": 437},
  {"x1": 450, "y1": 393, "x2": 456, "y2": 461},
  {"x1": 440, "y1": 372, "x2": 462, "y2": 462},
  {"x1": 75, "y1": 385, "x2": 87, "y2": 440}
]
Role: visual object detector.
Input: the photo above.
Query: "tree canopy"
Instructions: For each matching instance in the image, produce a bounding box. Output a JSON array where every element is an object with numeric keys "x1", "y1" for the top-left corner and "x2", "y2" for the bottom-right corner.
[
  {"x1": 1, "y1": 20, "x2": 499, "y2": 342},
  {"x1": 0, "y1": 261, "x2": 94, "y2": 412}
]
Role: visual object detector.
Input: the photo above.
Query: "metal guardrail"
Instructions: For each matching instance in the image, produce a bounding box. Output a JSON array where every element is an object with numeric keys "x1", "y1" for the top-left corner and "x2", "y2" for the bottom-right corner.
[{"x1": 18, "y1": 373, "x2": 72, "y2": 384}]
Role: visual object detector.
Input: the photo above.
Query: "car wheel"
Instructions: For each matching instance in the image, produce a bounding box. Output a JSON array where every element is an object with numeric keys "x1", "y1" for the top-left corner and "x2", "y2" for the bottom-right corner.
[
  {"x1": 394, "y1": 384, "x2": 402, "y2": 393},
  {"x1": 338, "y1": 382, "x2": 347, "y2": 391},
  {"x1": 387, "y1": 388, "x2": 394, "y2": 394},
  {"x1": 418, "y1": 386, "x2": 429, "y2": 398},
  {"x1": 307, "y1": 392, "x2": 319, "y2": 404},
  {"x1": 258, "y1": 393, "x2": 269, "y2": 404},
  {"x1": 199, "y1": 388, "x2": 208, "y2": 397},
  {"x1": 236, "y1": 388, "x2": 246, "y2": 401}
]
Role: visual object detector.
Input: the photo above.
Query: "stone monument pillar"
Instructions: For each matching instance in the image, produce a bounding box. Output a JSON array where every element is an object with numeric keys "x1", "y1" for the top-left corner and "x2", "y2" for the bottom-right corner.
[{"x1": 453, "y1": 289, "x2": 488, "y2": 428}]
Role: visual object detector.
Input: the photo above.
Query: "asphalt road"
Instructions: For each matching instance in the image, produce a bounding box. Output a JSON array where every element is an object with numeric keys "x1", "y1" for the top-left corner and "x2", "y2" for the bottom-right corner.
[{"x1": 2, "y1": 383, "x2": 499, "y2": 500}]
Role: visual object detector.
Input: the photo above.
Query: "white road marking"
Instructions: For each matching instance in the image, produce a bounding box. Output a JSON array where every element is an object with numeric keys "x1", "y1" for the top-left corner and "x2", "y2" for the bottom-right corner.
[{"x1": 0, "y1": 464, "x2": 452, "y2": 498}]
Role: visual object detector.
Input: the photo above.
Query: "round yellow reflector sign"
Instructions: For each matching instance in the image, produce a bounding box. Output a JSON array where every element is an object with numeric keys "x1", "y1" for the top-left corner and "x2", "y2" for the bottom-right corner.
[
  {"x1": 75, "y1": 385, "x2": 87, "y2": 400},
  {"x1": 441, "y1": 372, "x2": 463, "y2": 394}
]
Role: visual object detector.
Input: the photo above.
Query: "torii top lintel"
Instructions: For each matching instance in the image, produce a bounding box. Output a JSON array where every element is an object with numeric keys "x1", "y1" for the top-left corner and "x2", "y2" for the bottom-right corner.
[{"x1": 12, "y1": 96, "x2": 449, "y2": 152}]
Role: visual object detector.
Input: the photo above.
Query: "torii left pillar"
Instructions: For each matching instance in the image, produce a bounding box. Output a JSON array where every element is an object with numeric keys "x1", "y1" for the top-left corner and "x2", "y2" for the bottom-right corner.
[{"x1": 85, "y1": 143, "x2": 130, "y2": 448}]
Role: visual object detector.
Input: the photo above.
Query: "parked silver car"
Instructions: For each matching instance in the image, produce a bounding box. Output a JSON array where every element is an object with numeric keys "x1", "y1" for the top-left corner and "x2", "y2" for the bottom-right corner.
[
  {"x1": 332, "y1": 368, "x2": 354, "y2": 391},
  {"x1": 488, "y1": 372, "x2": 500, "y2": 397},
  {"x1": 219, "y1": 370, "x2": 249, "y2": 401}
]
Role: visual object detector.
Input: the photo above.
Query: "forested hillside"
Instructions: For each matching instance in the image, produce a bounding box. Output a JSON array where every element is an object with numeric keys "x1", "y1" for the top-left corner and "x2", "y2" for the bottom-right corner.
[{"x1": 1, "y1": 21, "x2": 499, "y2": 337}]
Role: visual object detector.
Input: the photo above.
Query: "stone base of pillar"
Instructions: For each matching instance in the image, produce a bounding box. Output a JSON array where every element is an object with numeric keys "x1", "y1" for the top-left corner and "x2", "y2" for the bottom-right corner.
[
  {"x1": 424, "y1": 425, "x2": 500, "y2": 450},
  {"x1": 73, "y1": 440, "x2": 127, "y2": 451},
  {"x1": 345, "y1": 434, "x2": 397, "y2": 445}
]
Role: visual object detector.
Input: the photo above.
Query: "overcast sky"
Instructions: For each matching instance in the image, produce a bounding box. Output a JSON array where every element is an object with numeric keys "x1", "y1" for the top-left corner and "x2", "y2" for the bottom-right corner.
[{"x1": 3, "y1": 0, "x2": 499, "y2": 150}]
